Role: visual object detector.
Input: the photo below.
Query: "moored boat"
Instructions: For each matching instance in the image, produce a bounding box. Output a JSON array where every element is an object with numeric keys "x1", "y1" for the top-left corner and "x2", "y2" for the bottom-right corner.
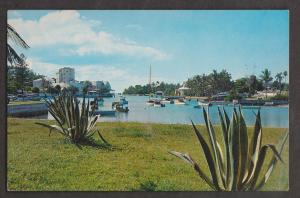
[
  {"x1": 146, "y1": 99, "x2": 155, "y2": 106},
  {"x1": 174, "y1": 98, "x2": 186, "y2": 105},
  {"x1": 97, "y1": 96, "x2": 104, "y2": 106},
  {"x1": 154, "y1": 100, "x2": 165, "y2": 107},
  {"x1": 112, "y1": 96, "x2": 129, "y2": 112},
  {"x1": 89, "y1": 110, "x2": 116, "y2": 116},
  {"x1": 160, "y1": 99, "x2": 171, "y2": 104},
  {"x1": 198, "y1": 100, "x2": 212, "y2": 107}
]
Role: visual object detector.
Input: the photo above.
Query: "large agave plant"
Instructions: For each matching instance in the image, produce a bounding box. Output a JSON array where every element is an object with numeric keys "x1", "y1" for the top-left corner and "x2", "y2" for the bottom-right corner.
[
  {"x1": 170, "y1": 107, "x2": 288, "y2": 191},
  {"x1": 36, "y1": 92, "x2": 109, "y2": 146}
]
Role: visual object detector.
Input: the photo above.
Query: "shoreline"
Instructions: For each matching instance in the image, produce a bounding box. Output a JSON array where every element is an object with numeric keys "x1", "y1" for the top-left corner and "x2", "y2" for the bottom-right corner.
[{"x1": 7, "y1": 117, "x2": 289, "y2": 129}]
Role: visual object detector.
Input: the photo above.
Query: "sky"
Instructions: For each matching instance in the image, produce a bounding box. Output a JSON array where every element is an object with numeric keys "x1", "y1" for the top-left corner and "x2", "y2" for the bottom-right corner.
[{"x1": 8, "y1": 10, "x2": 289, "y2": 92}]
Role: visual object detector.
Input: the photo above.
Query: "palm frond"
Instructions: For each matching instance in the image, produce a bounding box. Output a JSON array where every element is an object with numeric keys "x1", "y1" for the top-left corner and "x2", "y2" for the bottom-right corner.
[{"x1": 7, "y1": 24, "x2": 29, "y2": 49}]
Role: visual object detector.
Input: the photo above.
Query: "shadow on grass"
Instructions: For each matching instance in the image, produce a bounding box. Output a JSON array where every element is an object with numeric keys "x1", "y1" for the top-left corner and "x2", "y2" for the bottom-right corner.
[{"x1": 59, "y1": 138, "x2": 121, "y2": 151}]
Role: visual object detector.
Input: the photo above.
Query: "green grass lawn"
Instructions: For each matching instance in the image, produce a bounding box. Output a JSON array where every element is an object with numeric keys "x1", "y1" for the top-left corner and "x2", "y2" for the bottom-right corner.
[
  {"x1": 7, "y1": 118, "x2": 289, "y2": 191},
  {"x1": 8, "y1": 100, "x2": 44, "y2": 106}
]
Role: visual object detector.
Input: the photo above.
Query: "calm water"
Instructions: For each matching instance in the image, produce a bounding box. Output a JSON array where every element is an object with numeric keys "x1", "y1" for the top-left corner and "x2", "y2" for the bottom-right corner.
[{"x1": 41, "y1": 95, "x2": 288, "y2": 128}]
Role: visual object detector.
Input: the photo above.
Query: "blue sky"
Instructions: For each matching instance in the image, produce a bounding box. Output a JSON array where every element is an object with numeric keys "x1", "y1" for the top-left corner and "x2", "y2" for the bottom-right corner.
[{"x1": 8, "y1": 10, "x2": 289, "y2": 92}]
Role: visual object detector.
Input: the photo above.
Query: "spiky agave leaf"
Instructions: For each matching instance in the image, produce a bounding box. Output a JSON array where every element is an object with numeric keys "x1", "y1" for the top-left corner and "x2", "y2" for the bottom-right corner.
[
  {"x1": 35, "y1": 92, "x2": 109, "y2": 146},
  {"x1": 202, "y1": 108, "x2": 226, "y2": 190},
  {"x1": 191, "y1": 121, "x2": 222, "y2": 190},
  {"x1": 169, "y1": 107, "x2": 288, "y2": 191},
  {"x1": 254, "y1": 132, "x2": 288, "y2": 190},
  {"x1": 169, "y1": 151, "x2": 216, "y2": 190},
  {"x1": 237, "y1": 107, "x2": 249, "y2": 189}
]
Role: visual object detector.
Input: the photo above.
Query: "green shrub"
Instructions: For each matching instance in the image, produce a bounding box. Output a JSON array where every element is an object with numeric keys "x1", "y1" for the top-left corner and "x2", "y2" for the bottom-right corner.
[
  {"x1": 269, "y1": 94, "x2": 288, "y2": 101},
  {"x1": 32, "y1": 87, "x2": 40, "y2": 93},
  {"x1": 36, "y1": 92, "x2": 110, "y2": 147},
  {"x1": 170, "y1": 107, "x2": 288, "y2": 191},
  {"x1": 225, "y1": 89, "x2": 242, "y2": 102},
  {"x1": 138, "y1": 180, "x2": 157, "y2": 191}
]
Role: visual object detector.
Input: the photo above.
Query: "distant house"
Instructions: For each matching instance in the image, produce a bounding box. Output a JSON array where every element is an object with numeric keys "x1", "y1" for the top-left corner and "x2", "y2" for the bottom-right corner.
[
  {"x1": 32, "y1": 78, "x2": 44, "y2": 89},
  {"x1": 33, "y1": 77, "x2": 52, "y2": 90},
  {"x1": 92, "y1": 81, "x2": 111, "y2": 93},
  {"x1": 69, "y1": 80, "x2": 85, "y2": 94},
  {"x1": 175, "y1": 81, "x2": 190, "y2": 96}
]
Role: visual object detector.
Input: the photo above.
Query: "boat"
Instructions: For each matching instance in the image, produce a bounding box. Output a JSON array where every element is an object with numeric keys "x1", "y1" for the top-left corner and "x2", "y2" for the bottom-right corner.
[
  {"x1": 119, "y1": 96, "x2": 128, "y2": 105},
  {"x1": 90, "y1": 98, "x2": 99, "y2": 110},
  {"x1": 146, "y1": 99, "x2": 155, "y2": 106},
  {"x1": 97, "y1": 96, "x2": 104, "y2": 106},
  {"x1": 89, "y1": 110, "x2": 116, "y2": 116},
  {"x1": 174, "y1": 98, "x2": 186, "y2": 105},
  {"x1": 112, "y1": 96, "x2": 129, "y2": 112},
  {"x1": 161, "y1": 99, "x2": 171, "y2": 104},
  {"x1": 146, "y1": 65, "x2": 155, "y2": 106},
  {"x1": 161, "y1": 97, "x2": 174, "y2": 104},
  {"x1": 153, "y1": 100, "x2": 165, "y2": 107},
  {"x1": 113, "y1": 104, "x2": 129, "y2": 112},
  {"x1": 198, "y1": 100, "x2": 212, "y2": 107},
  {"x1": 264, "y1": 101, "x2": 274, "y2": 106}
]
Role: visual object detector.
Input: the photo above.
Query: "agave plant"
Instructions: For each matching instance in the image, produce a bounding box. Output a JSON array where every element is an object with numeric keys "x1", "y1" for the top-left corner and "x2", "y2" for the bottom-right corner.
[
  {"x1": 170, "y1": 107, "x2": 288, "y2": 191},
  {"x1": 36, "y1": 92, "x2": 109, "y2": 146}
]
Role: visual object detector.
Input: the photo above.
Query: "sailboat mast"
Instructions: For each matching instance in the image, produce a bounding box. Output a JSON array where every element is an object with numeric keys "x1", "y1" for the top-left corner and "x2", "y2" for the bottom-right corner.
[{"x1": 149, "y1": 65, "x2": 151, "y2": 100}]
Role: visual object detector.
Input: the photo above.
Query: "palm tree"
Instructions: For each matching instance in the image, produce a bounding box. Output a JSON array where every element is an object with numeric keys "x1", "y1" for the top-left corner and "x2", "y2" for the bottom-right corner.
[
  {"x1": 260, "y1": 69, "x2": 273, "y2": 99},
  {"x1": 283, "y1": 70, "x2": 288, "y2": 90},
  {"x1": 275, "y1": 72, "x2": 283, "y2": 94},
  {"x1": 7, "y1": 24, "x2": 29, "y2": 66},
  {"x1": 247, "y1": 75, "x2": 258, "y2": 96}
]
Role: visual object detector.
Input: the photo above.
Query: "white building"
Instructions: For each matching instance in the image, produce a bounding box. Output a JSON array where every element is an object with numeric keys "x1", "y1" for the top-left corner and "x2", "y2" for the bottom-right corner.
[
  {"x1": 176, "y1": 81, "x2": 190, "y2": 96},
  {"x1": 69, "y1": 80, "x2": 85, "y2": 93},
  {"x1": 58, "y1": 67, "x2": 75, "y2": 84},
  {"x1": 33, "y1": 78, "x2": 44, "y2": 89},
  {"x1": 92, "y1": 81, "x2": 111, "y2": 92},
  {"x1": 33, "y1": 77, "x2": 52, "y2": 89}
]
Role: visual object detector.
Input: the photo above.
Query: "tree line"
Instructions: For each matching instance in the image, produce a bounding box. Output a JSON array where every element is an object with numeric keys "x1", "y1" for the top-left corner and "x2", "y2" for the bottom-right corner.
[
  {"x1": 123, "y1": 69, "x2": 288, "y2": 99},
  {"x1": 123, "y1": 82, "x2": 181, "y2": 96}
]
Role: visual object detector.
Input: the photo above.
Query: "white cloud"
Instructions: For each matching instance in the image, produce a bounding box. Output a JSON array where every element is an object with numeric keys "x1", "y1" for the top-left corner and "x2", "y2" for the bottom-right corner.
[
  {"x1": 27, "y1": 58, "x2": 173, "y2": 92},
  {"x1": 27, "y1": 58, "x2": 60, "y2": 76},
  {"x1": 26, "y1": 59, "x2": 170, "y2": 92},
  {"x1": 8, "y1": 10, "x2": 169, "y2": 60}
]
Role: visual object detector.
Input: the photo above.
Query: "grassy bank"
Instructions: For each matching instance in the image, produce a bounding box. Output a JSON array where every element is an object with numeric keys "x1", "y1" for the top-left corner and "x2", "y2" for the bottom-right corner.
[{"x1": 7, "y1": 118, "x2": 289, "y2": 191}]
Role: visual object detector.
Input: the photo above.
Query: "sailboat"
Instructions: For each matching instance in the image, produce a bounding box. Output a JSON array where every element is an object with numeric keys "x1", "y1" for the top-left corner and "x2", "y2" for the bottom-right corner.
[{"x1": 146, "y1": 65, "x2": 155, "y2": 106}]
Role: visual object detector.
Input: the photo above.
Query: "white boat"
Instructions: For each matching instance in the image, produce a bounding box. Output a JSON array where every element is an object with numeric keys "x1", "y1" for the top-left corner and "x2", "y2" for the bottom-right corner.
[
  {"x1": 264, "y1": 101, "x2": 274, "y2": 106},
  {"x1": 161, "y1": 99, "x2": 171, "y2": 104},
  {"x1": 146, "y1": 100, "x2": 155, "y2": 106},
  {"x1": 198, "y1": 101, "x2": 212, "y2": 106},
  {"x1": 175, "y1": 99, "x2": 186, "y2": 105},
  {"x1": 153, "y1": 100, "x2": 165, "y2": 107}
]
